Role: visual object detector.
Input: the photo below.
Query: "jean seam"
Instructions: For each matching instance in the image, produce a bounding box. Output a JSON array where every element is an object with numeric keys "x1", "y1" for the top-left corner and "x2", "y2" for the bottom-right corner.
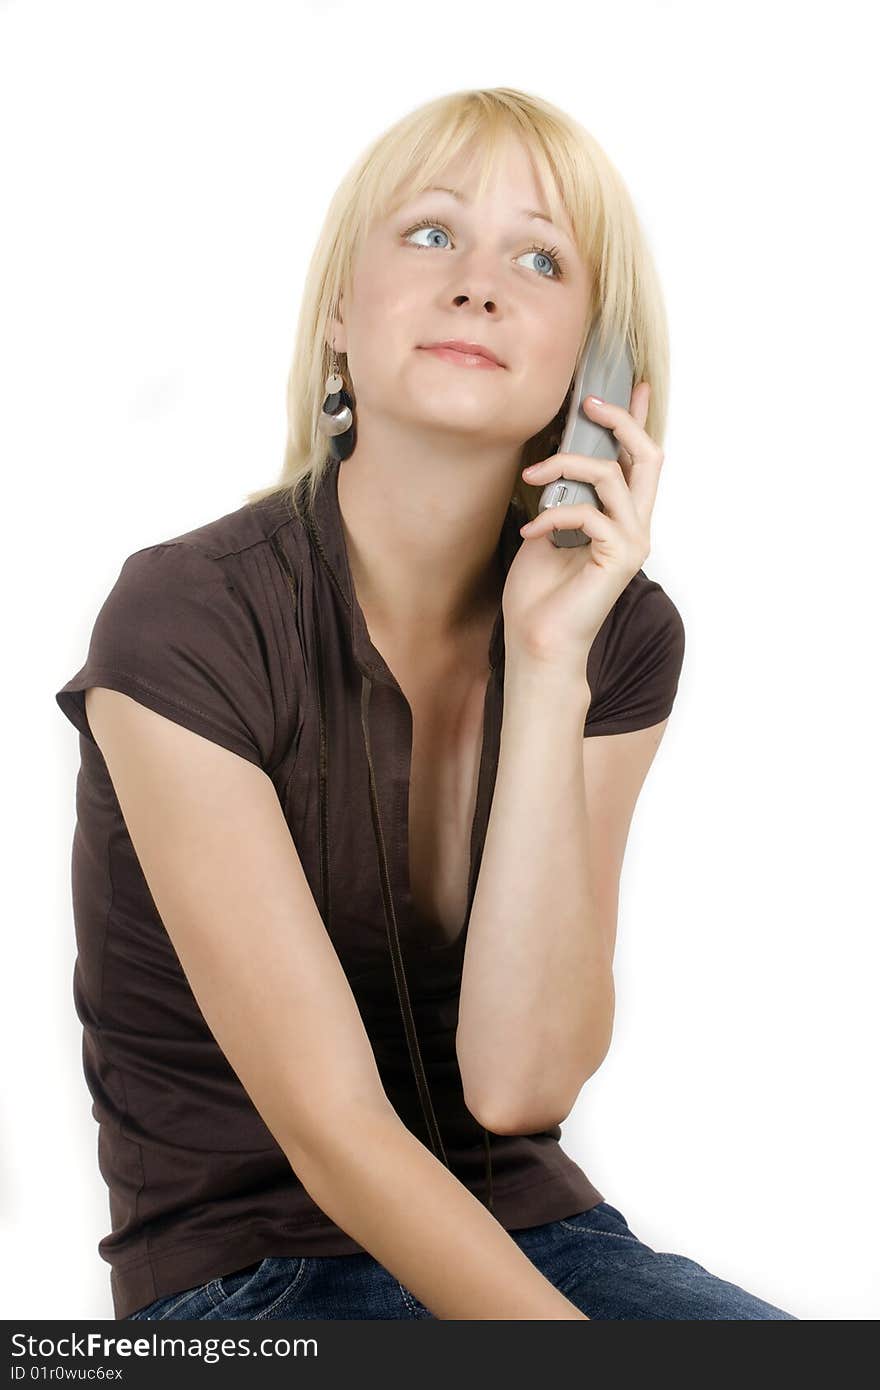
[
  {"x1": 248, "y1": 1258, "x2": 311, "y2": 1320},
  {"x1": 558, "y1": 1218, "x2": 640, "y2": 1242},
  {"x1": 397, "y1": 1284, "x2": 429, "y2": 1318},
  {"x1": 148, "y1": 1286, "x2": 213, "y2": 1320}
]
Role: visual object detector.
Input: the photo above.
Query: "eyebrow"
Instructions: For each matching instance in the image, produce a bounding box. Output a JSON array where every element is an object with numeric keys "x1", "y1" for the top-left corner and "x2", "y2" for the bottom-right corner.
[{"x1": 408, "y1": 184, "x2": 570, "y2": 238}]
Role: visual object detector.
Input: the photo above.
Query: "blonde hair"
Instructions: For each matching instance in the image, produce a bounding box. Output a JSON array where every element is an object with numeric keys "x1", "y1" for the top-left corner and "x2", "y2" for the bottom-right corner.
[{"x1": 245, "y1": 85, "x2": 669, "y2": 523}]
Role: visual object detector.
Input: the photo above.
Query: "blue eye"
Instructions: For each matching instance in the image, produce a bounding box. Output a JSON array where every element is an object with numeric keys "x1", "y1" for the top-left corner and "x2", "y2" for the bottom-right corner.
[
  {"x1": 518, "y1": 248, "x2": 559, "y2": 277},
  {"x1": 402, "y1": 218, "x2": 564, "y2": 279},
  {"x1": 406, "y1": 222, "x2": 452, "y2": 250}
]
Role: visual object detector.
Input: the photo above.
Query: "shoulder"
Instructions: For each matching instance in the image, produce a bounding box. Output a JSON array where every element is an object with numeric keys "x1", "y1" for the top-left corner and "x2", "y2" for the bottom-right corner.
[
  {"x1": 584, "y1": 569, "x2": 686, "y2": 737},
  {"x1": 56, "y1": 490, "x2": 310, "y2": 769},
  {"x1": 602, "y1": 568, "x2": 685, "y2": 654},
  {"x1": 112, "y1": 489, "x2": 310, "y2": 607},
  {"x1": 143, "y1": 488, "x2": 306, "y2": 566}
]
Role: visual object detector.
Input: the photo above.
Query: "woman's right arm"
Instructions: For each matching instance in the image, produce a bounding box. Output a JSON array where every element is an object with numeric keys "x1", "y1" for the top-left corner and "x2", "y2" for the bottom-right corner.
[{"x1": 84, "y1": 686, "x2": 589, "y2": 1321}]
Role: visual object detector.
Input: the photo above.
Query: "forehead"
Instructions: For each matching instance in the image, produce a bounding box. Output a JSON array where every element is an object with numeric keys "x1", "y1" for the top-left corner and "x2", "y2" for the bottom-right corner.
[
  {"x1": 391, "y1": 132, "x2": 568, "y2": 219},
  {"x1": 425, "y1": 136, "x2": 545, "y2": 194}
]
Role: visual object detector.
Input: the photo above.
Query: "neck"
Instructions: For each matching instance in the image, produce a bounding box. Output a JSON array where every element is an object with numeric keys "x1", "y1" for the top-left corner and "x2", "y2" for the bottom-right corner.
[{"x1": 335, "y1": 414, "x2": 520, "y2": 644}]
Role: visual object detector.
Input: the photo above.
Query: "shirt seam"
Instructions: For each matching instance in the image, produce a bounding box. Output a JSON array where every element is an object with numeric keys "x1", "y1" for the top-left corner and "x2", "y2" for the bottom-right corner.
[
  {"x1": 584, "y1": 700, "x2": 675, "y2": 736},
  {"x1": 69, "y1": 663, "x2": 263, "y2": 764},
  {"x1": 144, "y1": 506, "x2": 303, "y2": 566},
  {"x1": 100, "y1": 830, "x2": 149, "y2": 1291}
]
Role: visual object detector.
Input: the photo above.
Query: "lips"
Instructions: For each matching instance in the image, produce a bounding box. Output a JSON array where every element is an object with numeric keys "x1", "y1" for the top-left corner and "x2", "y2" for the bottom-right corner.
[{"x1": 418, "y1": 340, "x2": 505, "y2": 367}]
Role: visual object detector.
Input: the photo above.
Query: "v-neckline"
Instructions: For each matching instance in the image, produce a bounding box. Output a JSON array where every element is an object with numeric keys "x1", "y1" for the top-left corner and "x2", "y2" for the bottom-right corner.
[
  {"x1": 398, "y1": 661, "x2": 500, "y2": 957},
  {"x1": 301, "y1": 456, "x2": 523, "y2": 956}
]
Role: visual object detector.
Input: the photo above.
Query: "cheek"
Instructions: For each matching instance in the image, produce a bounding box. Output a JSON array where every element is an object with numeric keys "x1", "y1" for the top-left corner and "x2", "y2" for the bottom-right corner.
[
  {"x1": 350, "y1": 276, "x2": 416, "y2": 358},
  {"x1": 344, "y1": 299, "x2": 420, "y2": 404},
  {"x1": 346, "y1": 246, "x2": 394, "y2": 331},
  {"x1": 526, "y1": 329, "x2": 580, "y2": 413},
  {"x1": 541, "y1": 313, "x2": 588, "y2": 401},
  {"x1": 540, "y1": 309, "x2": 583, "y2": 367}
]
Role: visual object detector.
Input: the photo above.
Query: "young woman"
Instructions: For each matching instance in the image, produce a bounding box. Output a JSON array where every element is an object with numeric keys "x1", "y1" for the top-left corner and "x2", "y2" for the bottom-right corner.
[{"x1": 56, "y1": 86, "x2": 797, "y2": 1320}]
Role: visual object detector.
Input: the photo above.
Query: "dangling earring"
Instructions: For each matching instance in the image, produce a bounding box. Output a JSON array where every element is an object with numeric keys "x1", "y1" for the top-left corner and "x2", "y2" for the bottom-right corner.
[{"x1": 318, "y1": 348, "x2": 356, "y2": 461}]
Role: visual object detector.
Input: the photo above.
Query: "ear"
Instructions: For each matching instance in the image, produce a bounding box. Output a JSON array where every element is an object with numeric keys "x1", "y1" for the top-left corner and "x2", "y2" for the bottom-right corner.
[{"x1": 325, "y1": 293, "x2": 347, "y2": 357}]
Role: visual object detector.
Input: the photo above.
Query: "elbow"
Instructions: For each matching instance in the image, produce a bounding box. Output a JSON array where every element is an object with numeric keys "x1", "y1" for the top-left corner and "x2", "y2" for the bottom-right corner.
[
  {"x1": 463, "y1": 1045, "x2": 612, "y2": 1138},
  {"x1": 463, "y1": 1080, "x2": 575, "y2": 1137},
  {"x1": 472, "y1": 1101, "x2": 571, "y2": 1137}
]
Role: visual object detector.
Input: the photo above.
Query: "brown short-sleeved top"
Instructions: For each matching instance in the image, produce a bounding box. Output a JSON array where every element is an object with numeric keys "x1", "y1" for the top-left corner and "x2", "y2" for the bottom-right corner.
[{"x1": 55, "y1": 455, "x2": 685, "y2": 1320}]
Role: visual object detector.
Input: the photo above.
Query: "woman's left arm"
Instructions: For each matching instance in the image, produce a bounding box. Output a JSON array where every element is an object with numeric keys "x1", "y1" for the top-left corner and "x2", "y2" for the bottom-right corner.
[
  {"x1": 457, "y1": 382, "x2": 671, "y2": 1133},
  {"x1": 456, "y1": 656, "x2": 669, "y2": 1134}
]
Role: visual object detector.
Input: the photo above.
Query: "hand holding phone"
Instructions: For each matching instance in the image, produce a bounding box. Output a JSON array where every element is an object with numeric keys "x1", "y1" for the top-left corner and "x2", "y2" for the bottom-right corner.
[{"x1": 509, "y1": 371, "x2": 661, "y2": 667}]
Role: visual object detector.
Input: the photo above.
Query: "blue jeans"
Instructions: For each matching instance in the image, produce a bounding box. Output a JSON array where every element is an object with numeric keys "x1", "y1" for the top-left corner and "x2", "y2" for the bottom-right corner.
[{"x1": 127, "y1": 1202, "x2": 798, "y2": 1320}]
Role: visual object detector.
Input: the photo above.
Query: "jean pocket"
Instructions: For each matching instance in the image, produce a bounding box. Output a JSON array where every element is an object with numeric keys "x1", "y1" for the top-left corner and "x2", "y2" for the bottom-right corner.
[
  {"x1": 129, "y1": 1282, "x2": 218, "y2": 1321},
  {"x1": 208, "y1": 1256, "x2": 312, "y2": 1320},
  {"x1": 214, "y1": 1259, "x2": 267, "y2": 1301}
]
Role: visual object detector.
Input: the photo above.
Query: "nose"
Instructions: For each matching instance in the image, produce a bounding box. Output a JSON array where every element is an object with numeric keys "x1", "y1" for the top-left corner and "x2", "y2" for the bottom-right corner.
[{"x1": 452, "y1": 292, "x2": 498, "y2": 313}]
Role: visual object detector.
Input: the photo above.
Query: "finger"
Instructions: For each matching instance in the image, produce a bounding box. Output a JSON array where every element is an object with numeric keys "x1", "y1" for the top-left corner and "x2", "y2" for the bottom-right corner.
[
  {"x1": 522, "y1": 452, "x2": 637, "y2": 527},
  {"x1": 583, "y1": 386, "x2": 661, "y2": 517},
  {"x1": 629, "y1": 380, "x2": 651, "y2": 430},
  {"x1": 582, "y1": 389, "x2": 654, "y2": 463},
  {"x1": 619, "y1": 381, "x2": 650, "y2": 470},
  {"x1": 519, "y1": 498, "x2": 614, "y2": 545}
]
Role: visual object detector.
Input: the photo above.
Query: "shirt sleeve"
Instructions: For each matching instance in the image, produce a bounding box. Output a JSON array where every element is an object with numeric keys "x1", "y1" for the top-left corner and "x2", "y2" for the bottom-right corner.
[
  {"x1": 584, "y1": 579, "x2": 686, "y2": 737},
  {"x1": 55, "y1": 541, "x2": 276, "y2": 768}
]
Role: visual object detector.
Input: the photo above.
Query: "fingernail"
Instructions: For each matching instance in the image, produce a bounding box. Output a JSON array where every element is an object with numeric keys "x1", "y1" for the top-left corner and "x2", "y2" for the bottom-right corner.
[{"x1": 586, "y1": 395, "x2": 605, "y2": 407}]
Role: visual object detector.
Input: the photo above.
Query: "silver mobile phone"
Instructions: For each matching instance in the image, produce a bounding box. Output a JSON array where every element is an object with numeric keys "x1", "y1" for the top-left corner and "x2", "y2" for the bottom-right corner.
[{"x1": 538, "y1": 328, "x2": 635, "y2": 548}]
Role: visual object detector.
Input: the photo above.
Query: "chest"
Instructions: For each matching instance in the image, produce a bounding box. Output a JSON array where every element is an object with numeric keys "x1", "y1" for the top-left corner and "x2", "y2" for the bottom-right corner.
[
  {"x1": 406, "y1": 671, "x2": 492, "y2": 948},
  {"x1": 375, "y1": 631, "x2": 496, "y2": 950}
]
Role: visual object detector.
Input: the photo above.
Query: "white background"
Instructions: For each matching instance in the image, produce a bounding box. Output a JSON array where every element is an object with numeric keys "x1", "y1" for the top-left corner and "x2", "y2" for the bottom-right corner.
[{"x1": 2, "y1": 0, "x2": 877, "y2": 1321}]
